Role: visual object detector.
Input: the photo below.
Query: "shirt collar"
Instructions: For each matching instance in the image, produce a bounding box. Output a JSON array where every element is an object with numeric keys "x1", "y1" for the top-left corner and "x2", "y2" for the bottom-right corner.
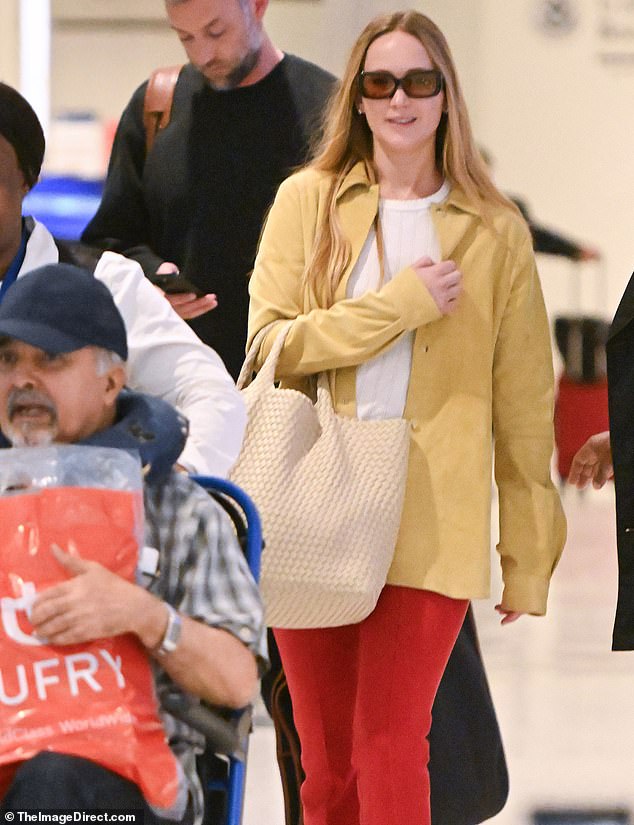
[
  {"x1": 0, "y1": 221, "x2": 28, "y2": 304},
  {"x1": 19, "y1": 217, "x2": 60, "y2": 278},
  {"x1": 334, "y1": 161, "x2": 480, "y2": 216}
]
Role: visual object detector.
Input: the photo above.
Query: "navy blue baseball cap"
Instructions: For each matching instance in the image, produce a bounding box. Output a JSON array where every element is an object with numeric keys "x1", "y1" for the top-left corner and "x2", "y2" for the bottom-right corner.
[{"x1": 0, "y1": 264, "x2": 128, "y2": 360}]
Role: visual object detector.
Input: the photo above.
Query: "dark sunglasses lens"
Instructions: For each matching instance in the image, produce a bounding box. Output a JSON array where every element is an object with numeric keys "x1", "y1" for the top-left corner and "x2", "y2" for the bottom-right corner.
[
  {"x1": 402, "y1": 71, "x2": 441, "y2": 98},
  {"x1": 360, "y1": 72, "x2": 396, "y2": 99}
]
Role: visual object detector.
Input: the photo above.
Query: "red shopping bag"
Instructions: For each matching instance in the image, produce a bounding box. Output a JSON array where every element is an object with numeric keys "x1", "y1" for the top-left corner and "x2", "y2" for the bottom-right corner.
[{"x1": 0, "y1": 486, "x2": 179, "y2": 811}]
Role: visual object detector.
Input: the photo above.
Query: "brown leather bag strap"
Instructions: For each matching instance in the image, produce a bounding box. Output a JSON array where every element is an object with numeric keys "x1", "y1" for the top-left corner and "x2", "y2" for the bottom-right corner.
[{"x1": 143, "y1": 64, "x2": 184, "y2": 155}]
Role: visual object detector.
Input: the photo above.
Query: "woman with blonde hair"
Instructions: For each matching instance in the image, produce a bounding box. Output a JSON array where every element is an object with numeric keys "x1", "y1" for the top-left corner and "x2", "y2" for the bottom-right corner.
[{"x1": 247, "y1": 9, "x2": 566, "y2": 825}]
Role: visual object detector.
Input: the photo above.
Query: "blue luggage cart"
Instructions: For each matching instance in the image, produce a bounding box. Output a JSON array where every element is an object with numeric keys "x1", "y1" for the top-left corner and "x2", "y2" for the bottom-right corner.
[{"x1": 179, "y1": 476, "x2": 263, "y2": 825}]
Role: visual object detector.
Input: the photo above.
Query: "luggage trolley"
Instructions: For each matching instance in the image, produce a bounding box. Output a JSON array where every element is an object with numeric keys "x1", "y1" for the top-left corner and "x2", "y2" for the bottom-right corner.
[{"x1": 168, "y1": 476, "x2": 263, "y2": 825}]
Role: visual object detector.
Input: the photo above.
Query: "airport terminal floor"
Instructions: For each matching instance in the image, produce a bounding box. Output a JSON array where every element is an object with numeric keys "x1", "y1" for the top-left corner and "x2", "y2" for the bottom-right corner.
[{"x1": 242, "y1": 484, "x2": 634, "y2": 825}]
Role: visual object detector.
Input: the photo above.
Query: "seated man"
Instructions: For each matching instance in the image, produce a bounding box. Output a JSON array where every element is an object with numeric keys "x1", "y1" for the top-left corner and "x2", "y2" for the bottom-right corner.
[
  {"x1": 0, "y1": 263, "x2": 267, "y2": 823},
  {"x1": 0, "y1": 81, "x2": 245, "y2": 475}
]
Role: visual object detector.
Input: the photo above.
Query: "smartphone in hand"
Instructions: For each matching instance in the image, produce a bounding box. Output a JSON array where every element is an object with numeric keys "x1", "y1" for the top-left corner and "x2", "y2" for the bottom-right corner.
[{"x1": 150, "y1": 271, "x2": 206, "y2": 297}]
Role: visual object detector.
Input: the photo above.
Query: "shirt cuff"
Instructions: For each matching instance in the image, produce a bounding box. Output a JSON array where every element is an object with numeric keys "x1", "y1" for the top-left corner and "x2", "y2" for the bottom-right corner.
[
  {"x1": 500, "y1": 574, "x2": 551, "y2": 616},
  {"x1": 380, "y1": 266, "x2": 443, "y2": 330}
]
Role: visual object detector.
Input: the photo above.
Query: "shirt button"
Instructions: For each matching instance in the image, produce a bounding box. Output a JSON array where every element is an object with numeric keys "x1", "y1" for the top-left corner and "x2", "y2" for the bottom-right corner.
[{"x1": 238, "y1": 626, "x2": 252, "y2": 642}]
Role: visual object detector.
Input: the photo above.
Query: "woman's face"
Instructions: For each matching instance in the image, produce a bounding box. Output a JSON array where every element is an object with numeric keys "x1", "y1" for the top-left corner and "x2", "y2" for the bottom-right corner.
[{"x1": 358, "y1": 31, "x2": 445, "y2": 164}]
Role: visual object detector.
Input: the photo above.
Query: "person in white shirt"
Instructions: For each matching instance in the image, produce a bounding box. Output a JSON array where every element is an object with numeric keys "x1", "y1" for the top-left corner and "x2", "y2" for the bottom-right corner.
[{"x1": 0, "y1": 81, "x2": 245, "y2": 475}]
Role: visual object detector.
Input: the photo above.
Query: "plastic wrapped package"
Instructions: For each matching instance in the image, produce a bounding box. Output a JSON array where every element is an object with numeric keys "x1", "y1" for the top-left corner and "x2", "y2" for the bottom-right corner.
[{"x1": 0, "y1": 445, "x2": 181, "y2": 813}]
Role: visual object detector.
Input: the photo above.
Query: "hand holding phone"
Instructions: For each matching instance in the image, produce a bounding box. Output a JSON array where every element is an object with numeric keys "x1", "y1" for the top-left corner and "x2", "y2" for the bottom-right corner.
[{"x1": 150, "y1": 270, "x2": 206, "y2": 297}]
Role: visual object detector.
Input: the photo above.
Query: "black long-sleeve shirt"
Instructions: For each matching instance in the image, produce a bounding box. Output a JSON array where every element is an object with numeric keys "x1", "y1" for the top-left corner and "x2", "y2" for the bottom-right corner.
[{"x1": 83, "y1": 56, "x2": 336, "y2": 379}]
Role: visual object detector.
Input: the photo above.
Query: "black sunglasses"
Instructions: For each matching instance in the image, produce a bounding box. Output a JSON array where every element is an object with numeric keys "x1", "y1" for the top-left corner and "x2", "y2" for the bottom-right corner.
[{"x1": 358, "y1": 69, "x2": 444, "y2": 100}]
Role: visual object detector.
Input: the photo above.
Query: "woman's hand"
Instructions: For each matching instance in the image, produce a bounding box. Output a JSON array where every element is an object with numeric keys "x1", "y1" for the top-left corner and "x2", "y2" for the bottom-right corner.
[
  {"x1": 567, "y1": 431, "x2": 613, "y2": 489},
  {"x1": 494, "y1": 604, "x2": 525, "y2": 625},
  {"x1": 412, "y1": 256, "x2": 462, "y2": 314}
]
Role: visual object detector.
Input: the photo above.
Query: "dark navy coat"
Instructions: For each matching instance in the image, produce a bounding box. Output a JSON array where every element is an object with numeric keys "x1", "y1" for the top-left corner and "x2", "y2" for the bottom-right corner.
[{"x1": 607, "y1": 271, "x2": 634, "y2": 649}]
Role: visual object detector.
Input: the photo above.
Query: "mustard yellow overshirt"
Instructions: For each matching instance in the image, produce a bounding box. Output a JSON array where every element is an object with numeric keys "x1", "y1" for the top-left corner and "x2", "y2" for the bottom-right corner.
[{"x1": 247, "y1": 162, "x2": 566, "y2": 615}]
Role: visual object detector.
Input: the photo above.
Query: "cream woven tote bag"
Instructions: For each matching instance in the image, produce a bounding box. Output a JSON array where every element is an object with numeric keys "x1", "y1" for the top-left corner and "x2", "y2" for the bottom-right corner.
[{"x1": 229, "y1": 323, "x2": 411, "y2": 628}]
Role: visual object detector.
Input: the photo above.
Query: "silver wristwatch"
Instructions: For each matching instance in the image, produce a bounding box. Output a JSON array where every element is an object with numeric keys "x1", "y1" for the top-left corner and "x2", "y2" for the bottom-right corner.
[{"x1": 157, "y1": 603, "x2": 182, "y2": 655}]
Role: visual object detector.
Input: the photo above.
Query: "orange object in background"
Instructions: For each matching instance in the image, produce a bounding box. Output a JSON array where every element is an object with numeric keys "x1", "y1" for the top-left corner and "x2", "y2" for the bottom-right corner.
[{"x1": 0, "y1": 487, "x2": 178, "y2": 811}]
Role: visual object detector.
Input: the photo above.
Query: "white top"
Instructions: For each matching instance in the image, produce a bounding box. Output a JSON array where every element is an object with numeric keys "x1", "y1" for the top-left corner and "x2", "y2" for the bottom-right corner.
[
  {"x1": 19, "y1": 220, "x2": 247, "y2": 476},
  {"x1": 346, "y1": 181, "x2": 450, "y2": 420}
]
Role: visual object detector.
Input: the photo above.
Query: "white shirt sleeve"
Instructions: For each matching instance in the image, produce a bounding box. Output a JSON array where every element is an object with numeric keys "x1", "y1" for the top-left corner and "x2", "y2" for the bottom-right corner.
[{"x1": 94, "y1": 252, "x2": 246, "y2": 476}]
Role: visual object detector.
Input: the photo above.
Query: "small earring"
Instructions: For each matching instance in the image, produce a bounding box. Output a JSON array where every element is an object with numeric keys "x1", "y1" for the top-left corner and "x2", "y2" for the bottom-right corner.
[{"x1": 357, "y1": 107, "x2": 364, "y2": 115}]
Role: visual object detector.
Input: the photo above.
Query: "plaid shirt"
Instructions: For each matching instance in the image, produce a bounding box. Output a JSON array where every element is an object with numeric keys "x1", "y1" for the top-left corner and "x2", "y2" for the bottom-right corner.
[{"x1": 142, "y1": 472, "x2": 267, "y2": 824}]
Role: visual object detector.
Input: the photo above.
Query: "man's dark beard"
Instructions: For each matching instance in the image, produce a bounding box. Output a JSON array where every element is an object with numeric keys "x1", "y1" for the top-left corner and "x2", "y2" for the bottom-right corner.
[{"x1": 208, "y1": 45, "x2": 261, "y2": 91}]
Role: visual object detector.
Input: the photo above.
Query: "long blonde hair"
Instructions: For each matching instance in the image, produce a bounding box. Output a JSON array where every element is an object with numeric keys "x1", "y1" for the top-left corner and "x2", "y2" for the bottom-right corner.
[{"x1": 304, "y1": 10, "x2": 513, "y2": 305}]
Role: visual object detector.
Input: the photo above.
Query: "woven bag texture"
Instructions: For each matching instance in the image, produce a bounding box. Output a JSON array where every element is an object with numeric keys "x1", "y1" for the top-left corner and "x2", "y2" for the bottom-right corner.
[{"x1": 230, "y1": 323, "x2": 410, "y2": 628}]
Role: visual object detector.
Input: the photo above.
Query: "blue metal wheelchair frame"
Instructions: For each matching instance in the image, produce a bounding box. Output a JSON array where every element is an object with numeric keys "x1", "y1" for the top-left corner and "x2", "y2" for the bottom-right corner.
[{"x1": 191, "y1": 476, "x2": 263, "y2": 825}]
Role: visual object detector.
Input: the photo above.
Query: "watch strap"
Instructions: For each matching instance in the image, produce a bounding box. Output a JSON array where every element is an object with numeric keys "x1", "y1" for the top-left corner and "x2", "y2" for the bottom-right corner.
[{"x1": 157, "y1": 603, "x2": 182, "y2": 655}]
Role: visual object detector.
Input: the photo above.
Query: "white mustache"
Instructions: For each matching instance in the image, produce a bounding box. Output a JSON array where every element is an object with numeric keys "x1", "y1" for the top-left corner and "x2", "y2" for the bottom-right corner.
[
  {"x1": 7, "y1": 388, "x2": 57, "y2": 420},
  {"x1": 5, "y1": 389, "x2": 58, "y2": 448}
]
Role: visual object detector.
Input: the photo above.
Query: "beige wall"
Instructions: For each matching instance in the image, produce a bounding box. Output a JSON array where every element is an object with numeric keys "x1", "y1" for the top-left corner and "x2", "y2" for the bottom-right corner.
[
  {"x1": 0, "y1": 0, "x2": 20, "y2": 86},
  {"x1": 476, "y1": 0, "x2": 634, "y2": 317},
  {"x1": 51, "y1": 1, "x2": 181, "y2": 124},
  {"x1": 265, "y1": 0, "x2": 360, "y2": 77}
]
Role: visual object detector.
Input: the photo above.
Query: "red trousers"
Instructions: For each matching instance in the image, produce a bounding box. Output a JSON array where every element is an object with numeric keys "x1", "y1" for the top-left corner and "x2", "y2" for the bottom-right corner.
[{"x1": 274, "y1": 585, "x2": 468, "y2": 825}]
